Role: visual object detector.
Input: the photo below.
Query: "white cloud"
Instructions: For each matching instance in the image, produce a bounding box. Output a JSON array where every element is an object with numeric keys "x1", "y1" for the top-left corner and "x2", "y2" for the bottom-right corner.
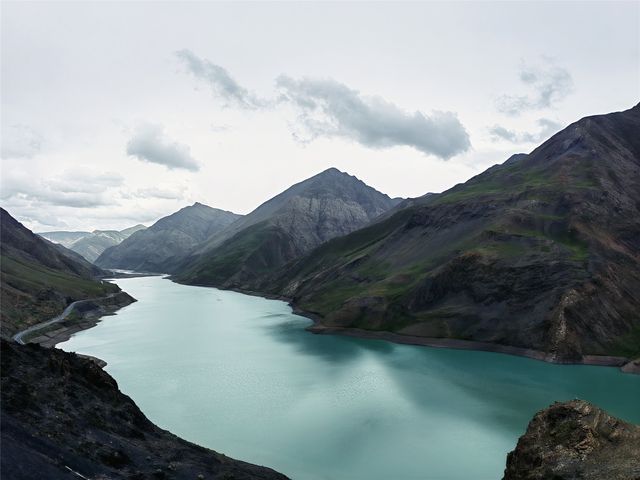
[
  {"x1": 276, "y1": 76, "x2": 470, "y2": 159},
  {"x1": 489, "y1": 118, "x2": 563, "y2": 144},
  {"x1": 176, "y1": 49, "x2": 266, "y2": 109},
  {"x1": 0, "y1": 169, "x2": 122, "y2": 208},
  {"x1": 126, "y1": 123, "x2": 200, "y2": 171},
  {"x1": 496, "y1": 59, "x2": 573, "y2": 115}
]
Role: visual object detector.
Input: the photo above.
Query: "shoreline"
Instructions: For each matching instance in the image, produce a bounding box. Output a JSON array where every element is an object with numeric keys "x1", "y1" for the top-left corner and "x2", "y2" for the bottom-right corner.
[
  {"x1": 305, "y1": 325, "x2": 631, "y2": 368},
  {"x1": 45, "y1": 275, "x2": 637, "y2": 374},
  {"x1": 191, "y1": 282, "x2": 638, "y2": 373},
  {"x1": 12, "y1": 291, "x2": 136, "y2": 349}
]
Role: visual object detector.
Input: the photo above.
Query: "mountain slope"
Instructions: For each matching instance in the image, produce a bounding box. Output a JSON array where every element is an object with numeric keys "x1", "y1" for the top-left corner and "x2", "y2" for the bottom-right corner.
[
  {"x1": 174, "y1": 168, "x2": 401, "y2": 288},
  {"x1": 0, "y1": 208, "x2": 122, "y2": 337},
  {"x1": 40, "y1": 225, "x2": 146, "y2": 263},
  {"x1": 95, "y1": 203, "x2": 241, "y2": 273},
  {"x1": 263, "y1": 104, "x2": 640, "y2": 362},
  {"x1": 1, "y1": 339, "x2": 289, "y2": 480}
]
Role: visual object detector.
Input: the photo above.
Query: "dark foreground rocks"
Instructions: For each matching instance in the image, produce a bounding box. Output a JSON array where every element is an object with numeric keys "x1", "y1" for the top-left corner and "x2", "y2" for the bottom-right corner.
[
  {"x1": 0, "y1": 339, "x2": 289, "y2": 480},
  {"x1": 503, "y1": 400, "x2": 640, "y2": 480}
]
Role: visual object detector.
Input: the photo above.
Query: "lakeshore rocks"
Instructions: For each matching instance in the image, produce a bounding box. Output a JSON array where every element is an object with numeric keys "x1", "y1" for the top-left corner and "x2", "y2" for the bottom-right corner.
[{"x1": 503, "y1": 400, "x2": 640, "y2": 480}]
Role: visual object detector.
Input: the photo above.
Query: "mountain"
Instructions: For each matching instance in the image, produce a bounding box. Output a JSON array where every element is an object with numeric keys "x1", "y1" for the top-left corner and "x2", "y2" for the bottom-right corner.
[
  {"x1": 262, "y1": 104, "x2": 640, "y2": 362},
  {"x1": 64, "y1": 225, "x2": 146, "y2": 263},
  {"x1": 174, "y1": 168, "x2": 401, "y2": 288},
  {"x1": 0, "y1": 208, "x2": 123, "y2": 337},
  {"x1": 40, "y1": 225, "x2": 146, "y2": 263},
  {"x1": 37, "y1": 230, "x2": 89, "y2": 247},
  {"x1": 0, "y1": 339, "x2": 289, "y2": 480},
  {"x1": 503, "y1": 400, "x2": 640, "y2": 480},
  {"x1": 95, "y1": 203, "x2": 241, "y2": 273}
]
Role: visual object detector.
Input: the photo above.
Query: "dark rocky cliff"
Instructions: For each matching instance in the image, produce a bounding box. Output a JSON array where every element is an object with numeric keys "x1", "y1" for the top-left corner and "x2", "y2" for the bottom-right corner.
[{"x1": 0, "y1": 339, "x2": 289, "y2": 480}]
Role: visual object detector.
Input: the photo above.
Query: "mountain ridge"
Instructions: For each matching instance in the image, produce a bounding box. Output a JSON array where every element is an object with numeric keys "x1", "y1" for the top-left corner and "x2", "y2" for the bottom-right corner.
[
  {"x1": 95, "y1": 203, "x2": 241, "y2": 273},
  {"x1": 253, "y1": 104, "x2": 640, "y2": 362},
  {"x1": 173, "y1": 168, "x2": 401, "y2": 287},
  {"x1": 40, "y1": 225, "x2": 147, "y2": 263}
]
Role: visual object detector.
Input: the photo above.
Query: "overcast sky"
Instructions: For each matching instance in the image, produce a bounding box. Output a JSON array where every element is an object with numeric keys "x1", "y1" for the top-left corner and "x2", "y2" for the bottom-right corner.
[{"x1": 2, "y1": 1, "x2": 638, "y2": 231}]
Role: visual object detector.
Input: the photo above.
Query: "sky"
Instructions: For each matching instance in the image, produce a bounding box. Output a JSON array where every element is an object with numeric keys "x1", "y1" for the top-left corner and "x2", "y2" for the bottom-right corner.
[{"x1": 1, "y1": 1, "x2": 639, "y2": 232}]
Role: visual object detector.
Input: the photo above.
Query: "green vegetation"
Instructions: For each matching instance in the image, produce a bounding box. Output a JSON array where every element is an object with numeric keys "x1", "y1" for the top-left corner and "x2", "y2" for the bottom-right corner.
[
  {"x1": 610, "y1": 325, "x2": 640, "y2": 358},
  {"x1": 179, "y1": 222, "x2": 285, "y2": 284},
  {"x1": 1, "y1": 255, "x2": 116, "y2": 298}
]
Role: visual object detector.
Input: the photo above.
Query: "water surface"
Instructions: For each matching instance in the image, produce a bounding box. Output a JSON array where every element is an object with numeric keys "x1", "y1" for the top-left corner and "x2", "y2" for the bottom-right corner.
[{"x1": 59, "y1": 276, "x2": 640, "y2": 480}]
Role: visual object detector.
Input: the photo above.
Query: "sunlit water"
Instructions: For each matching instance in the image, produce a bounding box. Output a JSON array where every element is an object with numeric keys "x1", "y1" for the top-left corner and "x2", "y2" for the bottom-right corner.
[{"x1": 59, "y1": 276, "x2": 640, "y2": 480}]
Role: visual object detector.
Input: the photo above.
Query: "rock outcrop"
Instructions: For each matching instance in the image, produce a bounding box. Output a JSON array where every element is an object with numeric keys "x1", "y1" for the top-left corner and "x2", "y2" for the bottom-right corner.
[{"x1": 503, "y1": 400, "x2": 640, "y2": 480}]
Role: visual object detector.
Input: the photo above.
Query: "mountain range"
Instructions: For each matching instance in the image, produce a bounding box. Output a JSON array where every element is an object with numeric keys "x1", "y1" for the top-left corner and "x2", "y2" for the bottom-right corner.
[
  {"x1": 39, "y1": 225, "x2": 146, "y2": 263},
  {"x1": 254, "y1": 104, "x2": 640, "y2": 362},
  {"x1": 69, "y1": 105, "x2": 640, "y2": 364}
]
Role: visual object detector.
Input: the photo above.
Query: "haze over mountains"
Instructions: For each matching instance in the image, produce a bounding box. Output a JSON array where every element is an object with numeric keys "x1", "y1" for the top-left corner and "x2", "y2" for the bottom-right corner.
[
  {"x1": 95, "y1": 203, "x2": 241, "y2": 273},
  {"x1": 40, "y1": 225, "x2": 146, "y2": 263}
]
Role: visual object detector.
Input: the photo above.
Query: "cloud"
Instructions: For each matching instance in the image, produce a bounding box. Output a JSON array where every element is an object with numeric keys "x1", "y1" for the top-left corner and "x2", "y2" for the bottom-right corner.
[
  {"x1": 496, "y1": 59, "x2": 573, "y2": 115},
  {"x1": 276, "y1": 76, "x2": 470, "y2": 158},
  {"x1": 175, "y1": 49, "x2": 265, "y2": 109},
  {"x1": 173, "y1": 51, "x2": 470, "y2": 158},
  {"x1": 47, "y1": 170, "x2": 124, "y2": 194},
  {"x1": 0, "y1": 169, "x2": 120, "y2": 208},
  {"x1": 126, "y1": 123, "x2": 199, "y2": 171},
  {"x1": 128, "y1": 185, "x2": 187, "y2": 200},
  {"x1": 489, "y1": 118, "x2": 563, "y2": 144},
  {"x1": 1, "y1": 124, "x2": 44, "y2": 159}
]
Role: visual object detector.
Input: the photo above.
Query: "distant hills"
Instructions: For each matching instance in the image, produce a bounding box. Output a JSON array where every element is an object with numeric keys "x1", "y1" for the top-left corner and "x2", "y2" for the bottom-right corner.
[
  {"x1": 173, "y1": 168, "x2": 401, "y2": 287},
  {"x1": 257, "y1": 104, "x2": 640, "y2": 362},
  {"x1": 39, "y1": 224, "x2": 146, "y2": 262},
  {"x1": 95, "y1": 203, "x2": 241, "y2": 273},
  {"x1": 0, "y1": 208, "x2": 122, "y2": 337}
]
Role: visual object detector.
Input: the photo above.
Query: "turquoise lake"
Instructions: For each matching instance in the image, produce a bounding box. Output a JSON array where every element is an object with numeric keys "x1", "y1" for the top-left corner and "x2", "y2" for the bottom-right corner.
[{"x1": 59, "y1": 276, "x2": 640, "y2": 480}]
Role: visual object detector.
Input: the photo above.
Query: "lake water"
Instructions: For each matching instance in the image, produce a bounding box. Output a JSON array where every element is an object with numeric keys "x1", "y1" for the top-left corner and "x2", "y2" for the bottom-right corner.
[{"x1": 59, "y1": 276, "x2": 640, "y2": 480}]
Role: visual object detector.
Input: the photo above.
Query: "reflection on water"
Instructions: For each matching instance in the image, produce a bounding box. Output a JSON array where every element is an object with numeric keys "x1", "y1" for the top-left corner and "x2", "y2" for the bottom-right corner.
[{"x1": 59, "y1": 276, "x2": 640, "y2": 480}]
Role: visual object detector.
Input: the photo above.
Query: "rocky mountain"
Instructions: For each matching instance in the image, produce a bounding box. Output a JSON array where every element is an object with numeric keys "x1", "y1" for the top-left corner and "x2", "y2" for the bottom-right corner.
[
  {"x1": 40, "y1": 225, "x2": 146, "y2": 263},
  {"x1": 503, "y1": 400, "x2": 640, "y2": 480},
  {"x1": 0, "y1": 208, "x2": 123, "y2": 338},
  {"x1": 95, "y1": 203, "x2": 241, "y2": 273},
  {"x1": 0, "y1": 339, "x2": 289, "y2": 480},
  {"x1": 261, "y1": 104, "x2": 640, "y2": 362},
  {"x1": 173, "y1": 168, "x2": 401, "y2": 288}
]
